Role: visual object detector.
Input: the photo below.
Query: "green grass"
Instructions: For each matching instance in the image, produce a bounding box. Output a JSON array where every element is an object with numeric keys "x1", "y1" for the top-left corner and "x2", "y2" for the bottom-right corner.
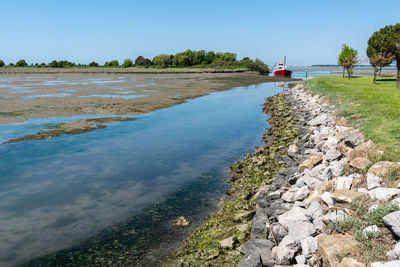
[
  {"x1": 363, "y1": 202, "x2": 399, "y2": 226},
  {"x1": 305, "y1": 76, "x2": 400, "y2": 161}
]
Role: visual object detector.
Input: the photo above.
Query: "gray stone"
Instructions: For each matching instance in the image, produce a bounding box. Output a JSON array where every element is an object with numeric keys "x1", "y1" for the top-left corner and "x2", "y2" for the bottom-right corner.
[
  {"x1": 288, "y1": 221, "x2": 316, "y2": 240},
  {"x1": 369, "y1": 187, "x2": 400, "y2": 201},
  {"x1": 305, "y1": 201, "x2": 323, "y2": 221},
  {"x1": 367, "y1": 174, "x2": 383, "y2": 190},
  {"x1": 387, "y1": 242, "x2": 400, "y2": 260},
  {"x1": 294, "y1": 186, "x2": 310, "y2": 201},
  {"x1": 321, "y1": 167, "x2": 333, "y2": 180},
  {"x1": 336, "y1": 176, "x2": 354, "y2": 190},
  {"x1": 278, "y1": 206, "x2": 308, "y2": 228},
  {"x1": 308, "y1": 113, "x2": 330, "y2": 126},
  {"x1": 295, "y1": 176, "x2": 322, "y2": 190},
  {"x1": 239, "y1": 238, "x2": 274, "y2": 255},
  {"x1": 272, "y1": 235, "x2": 300, "y2": 265},
  {"x1": 270, "y1": 224, "x2": 288, "y2": 244},
  {"x1": 250, "y1": 212, "x2": 269, "y2": 238},
  {"x1": 308, "y1": 164, "x2": 327, "y2": 177},
  {"x1": 219, "y1": 236, "x2": 234, "y2": 249},
  {"x1": 329, "y1": 158, "x2": 347, "y2": 177},
  {"x1": 342, "y1": 129, "x2": 364, "y2": 148},
  {"x1": 282, "y1": 190, "x2": 296, "y2": 202},
  {"x1": 301, "y1": 236, "x2": 318, "y2": 258},
  {"x1": 238, "y1": 251, "x2": 261, "y2": 267},
  {"x1": 322, "y1": 137, "x2": 339, "y2": 153},
  {"x1": 325, "y1": 149, "x2": 341, "y2": 161},
  {"x1": 337, "y1": 210, "x2": 347, "y2": 221},
  {"x1": 384, "y1": 211, "x2": 400, "y2": 238},
  {"x1": 320, "y1": 192, "x2": 334, "y2": 208}
]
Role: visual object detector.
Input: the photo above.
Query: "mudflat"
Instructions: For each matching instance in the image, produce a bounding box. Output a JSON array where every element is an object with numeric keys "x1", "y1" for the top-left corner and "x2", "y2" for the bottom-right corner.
[{"x1": 0, "y1": 72, "x2": 298, "y2": 141}]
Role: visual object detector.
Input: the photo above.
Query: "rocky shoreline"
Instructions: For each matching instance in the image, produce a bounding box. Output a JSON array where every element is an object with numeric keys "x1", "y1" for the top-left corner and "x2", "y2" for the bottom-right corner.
[{"x1": 239, "y1": 81, "x2": 400, "y2": 267}]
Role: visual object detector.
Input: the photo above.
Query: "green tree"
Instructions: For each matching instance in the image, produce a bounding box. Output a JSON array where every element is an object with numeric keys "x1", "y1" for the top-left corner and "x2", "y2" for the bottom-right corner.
[
  {"x1": 104, "y1": 60, "x2": 119, "y2": 67},
  {"x1": 135, "y1": 56, "x2": 145, "y2": 66},
  {"x1": 89, "y1": 61, "x2": 99, "y2": 67},
  {"x1": 193, "y1": 50, "x2": 206, "y2": 65},
  {"x1": 372, "y1": 24, "x2": 400, "y2": 88},
  {"x1": 15, "y1": 59, "x2": 28, "y2": 67},
  {"x1": 338, "y1": 44, "x2": 358, "y2": 79},
  {"x1": 153, "y1": 54, "x2": 172, "y2": 68},
  {"x1": 204, "y1": 51, "x2": 215, "y2": 64},
  {"x1": 0, "y1": 60, "x2": 4, "y2": 67},
  {"x1": 122, "y1": 58, "x2": 133, "y2": 68},
  {"x1": 221, "y1": 52, "x2": 237, "y2": 62}
]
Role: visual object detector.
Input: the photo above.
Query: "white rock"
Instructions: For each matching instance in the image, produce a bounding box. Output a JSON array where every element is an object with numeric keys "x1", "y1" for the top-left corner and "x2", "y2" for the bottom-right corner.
[
  {"x1": 392, "y1": 197, "x2": 400, "y2": 207},
  {"x1": 282, "y1": 191, "x2": 296, "y2": 202},
  {"x1": 308, "y1": 113, "x2": 331, "y2": 126},
  {"x1": 367, "y1": 173, "x2": 383, "y2": 190},
  {"x1": 294, "y1": 186, "x2": 310, "y2": 201},
  {"x1": 363, "y1": 225, "x2": 379, "y2": 237},
  {"x1": 336, "y1": 176, "x2": 354, "y2": 190},
  {"x1": 288, "y1": 144, "x2": 299, "y2": 154},
  {"x1": 369, "y1": 204, "x2": 379, "y2": 212},
  {"x1": 371, "y1": 261, "x2": 400, "y2": 267},
  {"x1": 295, "y1": 254, "x2": 306, "y2": 264},
  {"x1": 278, "y1": 206, "x2": 308, "y2": 228},
  {"x1": 295, "y1": 175, "x2": 323, "y2": 190},
  {"x1": 300, "y1": 236, "x2": 318, "y2": 258},
  {"x1": 273, "y1": 235, "x2": 300, "y2": 265},
  {"x1": 320, "y1": 192, "x2": 334, "y2": 208},
  {"x1": 288, "y1": 221, "x2": 316, "y2": 240},
  {"x1": 369, "y1": 188, "x2": 400, "y2": 201},
  {"x1": 358, "y1": 188, "x2": 368, "y2": 193},
  {"x1": 336, "y1": 210, "x2": 347, "y2": 221},
  {"x1": 321, "y1": 167, "x2": 332, "y2": 180},
  {"x1": 387, "y1": 242, "x2": 400, "y2": 260},
  {"x1": 325, "y1": 149, "x2": 341, "y2": 161},
  {"x1": 308, "y1": 164, "x2": 327, "y2": 177},
  {"x1": 322, "y1": 137, "x2": 338, "y2": 153},
  {"x1": 305, "y1": 201, "x2": 323, "y2": 221}
]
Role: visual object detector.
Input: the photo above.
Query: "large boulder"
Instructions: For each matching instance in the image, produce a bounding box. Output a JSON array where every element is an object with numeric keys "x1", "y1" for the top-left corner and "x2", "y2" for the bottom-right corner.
[
  {"x1": 384, "y1": 211, "x2": 400, "y2": 239},
  {"x1": 369, "y1": 188, "x2": 400, "y2": 201},
  {"x1": 367, "y1": 173, "x2": 382, "y2": 190},
  {"x1": 316, "y1": 234, "x2": 359, "y2": 267},
  {"x1": 368, "y1": 161, "x2": 400, "y2": 177},
  {"x1": 272, "y1": 235, "x2": 300, "y2": 265},
  {"x1": 341, "y1": 129, "x2": 364, "y2": 148},
  {"x1": 299, "y1": 153, "x2": 324, "y2": 173},
  {"x1": 349, "y1": 157, "x2": 371, "y2": 173},
  {"x1": 348, "y1": 149, "x2": 368, "y2": 162},
  {"x1": 331, "y1": 189, "x2": 369, "y2": 203},
  {"x1": 308, "y1": 113, "x2": 331, "y2": 126},
  {"x1": 340, "y1": 257, "x2": 366, "y2": 267}
]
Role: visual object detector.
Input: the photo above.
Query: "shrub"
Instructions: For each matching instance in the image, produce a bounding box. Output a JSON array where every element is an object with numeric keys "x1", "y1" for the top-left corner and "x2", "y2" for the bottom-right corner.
[
  {"x1": 89, "y1": 61, "x2": 99, "y2": 67},
  {"x1": 363, "y1": 202, "x2": 399, "y2": 226},
  {"x1": 104, "y1": 60, "x2": 119, "y2": 67},
  {"x1": 122, "y1": 58, "x2": 133, "y2": 68},
  {"x1": 0, "y1": 60, "x2": 4, "y2": 67},
  {"x1": 334, "y1": 217, "x2": 363, "y2": 233},
  {"x1": 15, "y1": 59, "x2": 28, "y2": 67}
]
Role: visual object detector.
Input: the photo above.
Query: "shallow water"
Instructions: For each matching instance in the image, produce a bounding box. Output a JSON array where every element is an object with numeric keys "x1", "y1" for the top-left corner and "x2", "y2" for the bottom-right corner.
[{"x1": 0, "y1": 82, "x2": 284, "y2": 266}]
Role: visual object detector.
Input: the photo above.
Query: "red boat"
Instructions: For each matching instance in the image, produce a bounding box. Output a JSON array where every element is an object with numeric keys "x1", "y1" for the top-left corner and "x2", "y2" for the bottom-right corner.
[{"x1": 273, "y1": 57, "x2": 292, "y2": 77}]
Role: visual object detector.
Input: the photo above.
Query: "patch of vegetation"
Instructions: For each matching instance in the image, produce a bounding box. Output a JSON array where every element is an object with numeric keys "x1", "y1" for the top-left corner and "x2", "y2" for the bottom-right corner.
[
  {"x1": 336, "y1": 250, "x2": 350, "y2": 263},
  {"x1": 363, "y1": 202, "x2": 399, "y2": 226},
  {"x1": 305, "y1": 76, "x2": 400, "y2": 160},
  {"x1": 334, "y1": 218, "x2": 363, "y2": 233}
]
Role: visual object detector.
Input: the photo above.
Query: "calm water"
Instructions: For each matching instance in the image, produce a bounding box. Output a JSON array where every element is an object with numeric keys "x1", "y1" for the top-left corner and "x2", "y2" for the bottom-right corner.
[{"x1": 0, "y1": 81, "x2": 284, "y2": 266}]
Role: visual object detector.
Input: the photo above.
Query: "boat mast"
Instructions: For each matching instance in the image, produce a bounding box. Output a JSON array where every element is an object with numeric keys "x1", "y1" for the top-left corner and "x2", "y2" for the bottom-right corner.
[{"x1": 284, "y1": 56, "x2": 286, "y2": 69}]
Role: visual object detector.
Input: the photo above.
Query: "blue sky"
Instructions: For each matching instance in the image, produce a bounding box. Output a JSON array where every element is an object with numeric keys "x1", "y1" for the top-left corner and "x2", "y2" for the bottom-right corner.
[{"x1": 1, "y1": 0, "x2": 399, "y2": 66}]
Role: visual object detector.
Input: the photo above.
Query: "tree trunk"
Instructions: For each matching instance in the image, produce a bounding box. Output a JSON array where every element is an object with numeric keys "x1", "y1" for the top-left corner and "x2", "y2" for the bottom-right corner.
[
  {"x1": 342, "y1": 67, "x2": 345, "y2": 78},
  {"x1": 379, "y1": 66, "x2": 382, "y2": 76},
  {"x1": 347, "y1": 67, "x2": 351, "y2": 79},
  {"x1": 397, "y1": 55, "x2": 400, "y2": 89},
  {"x1": 373, "y1": 67, "x2": 377, "y2": 84}
]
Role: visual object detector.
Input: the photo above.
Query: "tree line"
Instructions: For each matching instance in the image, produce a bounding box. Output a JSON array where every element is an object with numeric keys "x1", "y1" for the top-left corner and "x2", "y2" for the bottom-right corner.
[
  {"x1": 338, "y1": 23, "x2": 399, "y2": 87},
  {"x1": 0, "y1": 49, "x2": 269, "y2": 74}
]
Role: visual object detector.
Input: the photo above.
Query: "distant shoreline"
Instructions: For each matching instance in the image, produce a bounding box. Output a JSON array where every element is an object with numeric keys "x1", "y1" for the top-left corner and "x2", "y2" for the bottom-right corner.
[{"x1": 0, "y1": 67, "x2": 253, "y2": 74}]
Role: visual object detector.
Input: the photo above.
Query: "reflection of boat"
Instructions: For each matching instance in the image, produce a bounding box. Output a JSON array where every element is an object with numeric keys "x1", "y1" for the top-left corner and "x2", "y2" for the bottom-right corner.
[{"x1": 273, "y1": 56, "x2": 292, "y2": 77}]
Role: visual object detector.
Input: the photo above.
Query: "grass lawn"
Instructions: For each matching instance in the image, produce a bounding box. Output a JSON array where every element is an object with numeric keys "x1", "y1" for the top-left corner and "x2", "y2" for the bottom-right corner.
[{"x1": 304, "y1": 75, "x2": 400, "y2": 161}]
